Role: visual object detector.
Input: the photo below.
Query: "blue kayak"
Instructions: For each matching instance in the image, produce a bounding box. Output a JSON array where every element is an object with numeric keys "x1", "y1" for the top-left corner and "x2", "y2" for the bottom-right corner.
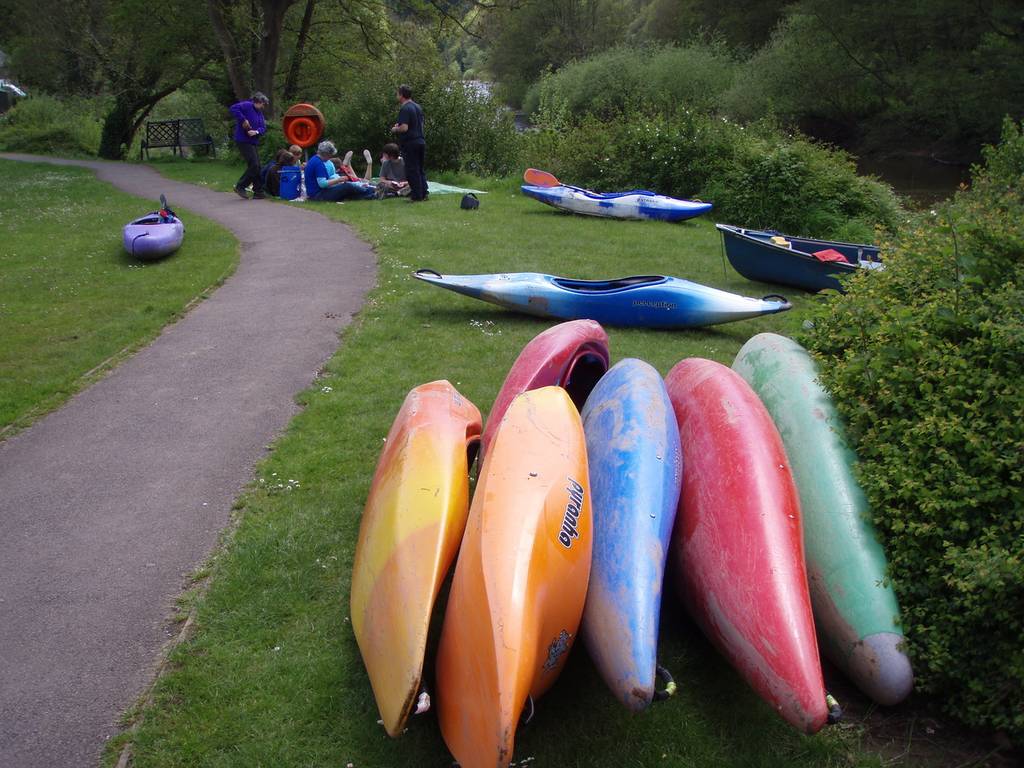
[
  {"x1": 413, "y1": 270, "x2": 792, "y2": 329},
  {"x1": 522, "y1": 184, "x2": 712, "y2": 222},
  {"x1": 717, "y1": 223, "x2": 883, "y2": 293},
  {"x1": 580, "y1": 359, "x2": 682, "y2": 710}
]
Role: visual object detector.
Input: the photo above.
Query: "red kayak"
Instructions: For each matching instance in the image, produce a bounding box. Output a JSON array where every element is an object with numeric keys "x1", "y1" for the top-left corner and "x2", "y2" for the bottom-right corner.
[
  {"x1": 665, "y1": 358, "x2": 832, "y2": 733},
  {"x1": 481, "y1": 319, "x2": 610, "y2": 457}
]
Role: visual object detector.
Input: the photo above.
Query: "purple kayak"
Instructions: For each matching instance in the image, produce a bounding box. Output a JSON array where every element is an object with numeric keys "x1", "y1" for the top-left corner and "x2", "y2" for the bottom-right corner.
[{"x1": 123, "y1": 198, "x2": 184, "y2": 260}]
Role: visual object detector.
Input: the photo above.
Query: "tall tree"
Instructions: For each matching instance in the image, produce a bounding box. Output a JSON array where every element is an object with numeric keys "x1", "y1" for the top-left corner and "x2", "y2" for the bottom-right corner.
[
  {"x1": 0, "y1": 0, "x2": 217, "y2": 158},
  {"x1": 741, "y1": 0, "x2": 1024, "y2": 151},
  {"x1": 207, "y1": 0, "x2": 299, "y2": 111},
  {"x1": 92, "y1": 0, "x2": 217, "y2": 158},
  {"x1": 281, "y1": 0, "x2": 317, "y2": 102},
  {"x1": 481, "y1": 0, "x2": 631, "y2": 104},
  {"x1": 0, "y1": 0, "x2": 103, "y2": 95},
  {"x1": 206, "y1": 0, "x2": 501, "y2": 112}
]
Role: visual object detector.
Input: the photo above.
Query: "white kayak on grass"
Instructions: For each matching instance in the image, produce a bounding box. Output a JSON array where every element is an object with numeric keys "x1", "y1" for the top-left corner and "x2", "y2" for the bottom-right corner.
[{"x1": 521, "y1": 183, "x2": 712, "y2": 222}]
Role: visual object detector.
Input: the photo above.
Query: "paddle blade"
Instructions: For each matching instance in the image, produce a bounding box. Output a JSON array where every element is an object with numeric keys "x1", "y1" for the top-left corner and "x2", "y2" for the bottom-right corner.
[
  {"x1": 524, "y1": 168, "x2": 561, "y2": 187},
  {"x1": 158, "y1": 193, "x2": 175, "y2": 222}
]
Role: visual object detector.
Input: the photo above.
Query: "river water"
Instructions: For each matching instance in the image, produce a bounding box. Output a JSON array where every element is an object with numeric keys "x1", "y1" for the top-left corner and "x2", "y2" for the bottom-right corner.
[{"x1": 855, "y1": 154, "x2": 971, "y2": 208}]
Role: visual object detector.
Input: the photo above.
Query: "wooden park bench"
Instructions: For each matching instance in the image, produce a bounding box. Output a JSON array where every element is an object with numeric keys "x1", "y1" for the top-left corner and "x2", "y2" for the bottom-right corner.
[{"x1": 140, "y1": 117, "x2": 216, "y2": 160}]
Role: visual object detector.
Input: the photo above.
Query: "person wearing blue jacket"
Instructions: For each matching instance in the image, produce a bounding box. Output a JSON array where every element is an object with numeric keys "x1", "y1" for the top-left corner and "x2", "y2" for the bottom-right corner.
[
  {"x1": 230, "y1": 92, "x2": 269, "y2": 199},
  {"x1": 303, "y1": 140, "x2": 376, "y2": 202}
]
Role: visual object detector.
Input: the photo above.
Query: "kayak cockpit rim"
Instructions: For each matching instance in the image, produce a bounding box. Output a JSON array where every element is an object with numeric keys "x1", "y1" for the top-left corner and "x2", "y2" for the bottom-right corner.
[
  {"x1": 552, "y1": 275, "x2": 668, "y2": 292},
  {"x1": 129, "y1": 214, "x2": 181, "y2": 227}
]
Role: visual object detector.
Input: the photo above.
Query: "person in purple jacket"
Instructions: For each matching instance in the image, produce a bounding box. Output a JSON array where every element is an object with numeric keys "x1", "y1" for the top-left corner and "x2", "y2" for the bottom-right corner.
[{"x1": 230, "y1": 92, "x2": 269, "y2": 200}]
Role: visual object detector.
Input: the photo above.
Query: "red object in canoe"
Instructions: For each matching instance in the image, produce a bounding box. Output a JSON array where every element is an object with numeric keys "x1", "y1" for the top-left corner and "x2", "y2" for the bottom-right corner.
[
  {"x1": 480, "y1": 319, "x2": 610, "y2": 457},
  {"x1": 812, "y1": 248, "x2": 848, "y2": 263},
  {"x1": 665, "y1": 358, "x2": 829, "y2": 734}
]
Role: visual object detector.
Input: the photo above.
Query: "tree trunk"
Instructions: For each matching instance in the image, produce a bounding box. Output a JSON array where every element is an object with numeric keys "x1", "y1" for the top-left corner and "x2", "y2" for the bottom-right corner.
[
  {"x1": 97, "y1": 64, "x2": 208, "y2": 160},
  {"x1": 207, "y1": 0, "x2": 296, "y2": 113},
  {"x1": 250, "y1": 0, "x2": 295, "y2": 117},
  {"x1": 282, "y1": 0, "x2": 316, "y2": 103},
  {"x1": 207, "y1": 0, "x2": 249, "y2": 99},
  {"x1": 99, "y1": 96, "x2": 141, "y2": 159}
]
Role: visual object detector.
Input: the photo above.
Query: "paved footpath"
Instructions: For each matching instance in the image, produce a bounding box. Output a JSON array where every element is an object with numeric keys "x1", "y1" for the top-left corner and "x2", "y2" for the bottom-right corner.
[{"x1": 0, "y1": 154, "x2": 376, "y2": 767}]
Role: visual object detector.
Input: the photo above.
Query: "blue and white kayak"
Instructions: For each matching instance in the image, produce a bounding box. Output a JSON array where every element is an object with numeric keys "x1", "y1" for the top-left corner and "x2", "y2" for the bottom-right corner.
[
  {"x1": 580, "y1": 359, "x2": 682, "y2": 710},
  {"x1": 413, "y1": 270, "x2": 791, "y2": 329},
  {"x1": 521, "y1": 184, "x2": 712, "y2": 222}
]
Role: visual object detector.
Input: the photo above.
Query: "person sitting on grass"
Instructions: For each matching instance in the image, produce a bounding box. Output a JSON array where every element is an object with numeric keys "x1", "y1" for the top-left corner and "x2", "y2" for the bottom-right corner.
[
  {"x1": 330, "y1": 149, "x2": 374, "y2": 183},
  {"x1": 304, "y1": 140, "x2": 376, "y2": 202},
  {"x1": 376, "y1": 143, "x2": 410, "y2": 198},
  {"x1": 262, "y1": 148, "x2": 298, "y2": 197},
  {"x1": 329, "y1": 154, "x2": 377, "y2": 200}
]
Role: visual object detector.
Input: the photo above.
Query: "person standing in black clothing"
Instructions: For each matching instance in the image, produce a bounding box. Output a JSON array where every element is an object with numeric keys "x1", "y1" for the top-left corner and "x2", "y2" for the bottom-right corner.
[
  {"x1": 230, "y1": 91, "x2": 269, "y2": 200},
  {"x1": 390, "y1": 84, "x2": 427, "y2": 202}
]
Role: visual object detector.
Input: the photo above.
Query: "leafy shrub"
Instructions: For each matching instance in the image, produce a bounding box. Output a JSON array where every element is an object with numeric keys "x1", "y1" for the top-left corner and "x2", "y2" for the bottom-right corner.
[
  {"x1": 719, "y1": 5, "x2": 1024, "y2": 154},
  {"x1": 801, "y1": 119, "x2": 1024, "y2": 744},
  {"x1": 719, "y1": 12, "x2": 880, "y2": 130},
  {"x1": 521, "y1": 109, "x2": 899, "y2": 239},
  {"x1": 0, "y1": 94, "x2": 104, "y2": 156},
  {"x1": 523, "y1": 41, "x2": 739, "y2": 121},
  {"x1": 310, "y1": 64, "x2": 519, "y2": 176},
  {"x1": 703, "y1": 129, "x2": 900, "y2": 240}
]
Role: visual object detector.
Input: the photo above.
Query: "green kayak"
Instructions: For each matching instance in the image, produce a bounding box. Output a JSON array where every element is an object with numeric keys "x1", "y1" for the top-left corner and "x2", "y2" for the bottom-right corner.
[{"x1": 733, "y1": 333, "x2": 913, "y2": 706}]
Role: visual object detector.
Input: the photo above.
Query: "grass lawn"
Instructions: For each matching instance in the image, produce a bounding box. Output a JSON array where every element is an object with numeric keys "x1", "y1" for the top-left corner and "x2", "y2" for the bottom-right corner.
[
  {"x1": 110, "y1": 157, "x2": 890, "y2": 768},
  {"x1": 0, "y1": 159, "x2": 238, "y2": 434}
]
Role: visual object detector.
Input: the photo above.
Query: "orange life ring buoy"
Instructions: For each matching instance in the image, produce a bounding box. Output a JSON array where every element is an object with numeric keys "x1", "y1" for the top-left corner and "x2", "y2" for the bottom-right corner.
[
  {"x1": 282, "y1": 103, "x2": 325, "y2": 148},
  {"x1": 284, "y1": 116, "x2": 317, "y2": 146}
]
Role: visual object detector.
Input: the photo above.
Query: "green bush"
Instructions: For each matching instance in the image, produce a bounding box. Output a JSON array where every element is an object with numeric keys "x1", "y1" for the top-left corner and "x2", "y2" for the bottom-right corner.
[
  {"x1": 523, "y1": 41, "x2": 739, "y2": 121},
  {"x1": 703, "y1": 129, "x2": 900, "y2": 241},
  {"x1": 310, "y1": 65, "x2": 520, "y2": 176},
  {"x1": 801, "y1": 119, "x2": 1024, "y2": 744},
  {"x1": 0, "y1": 94, "x2": 104, "y2": 156},
  {"x1": 718, "y1": 12, "x2": 879, "y2": 130},
  {"x1": 521, "y1": 109, "x2": 900, "y2": 239}
]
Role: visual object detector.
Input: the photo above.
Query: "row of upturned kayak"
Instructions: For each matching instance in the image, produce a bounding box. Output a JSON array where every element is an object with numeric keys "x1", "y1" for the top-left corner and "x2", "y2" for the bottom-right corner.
[{"x1": 349, "y1": 319, "x2": 914, "y2": 768}]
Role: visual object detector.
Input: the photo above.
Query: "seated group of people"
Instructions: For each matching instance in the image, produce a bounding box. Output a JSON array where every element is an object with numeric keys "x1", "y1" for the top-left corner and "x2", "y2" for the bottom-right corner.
[
  {"x1": 305, "y1": 140, "x2": 411, "y2": 202},
  {"x1": 261, "y1": 141, "x2": 409, "y2": 202},
  {"x1": 261, "y1": 145, "x2": 302, "y2": 197}
]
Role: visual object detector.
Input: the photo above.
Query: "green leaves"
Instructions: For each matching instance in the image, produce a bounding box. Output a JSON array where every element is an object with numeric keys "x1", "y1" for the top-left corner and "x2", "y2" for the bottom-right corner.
[{"x1": 801, "y1": 122, "x2": 1024, "y2": 746}]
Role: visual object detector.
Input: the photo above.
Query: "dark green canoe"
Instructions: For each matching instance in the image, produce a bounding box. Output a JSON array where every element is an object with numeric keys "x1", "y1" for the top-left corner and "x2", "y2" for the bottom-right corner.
[{"x1": 733, "y1": 333, "x2": 913, "y2": 706}]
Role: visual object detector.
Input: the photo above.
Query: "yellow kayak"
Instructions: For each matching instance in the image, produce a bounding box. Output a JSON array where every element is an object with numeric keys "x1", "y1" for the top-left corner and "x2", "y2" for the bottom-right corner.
[
  {"x1": 436, "y1": 386, "x2": 592, "y2": 768},
  {"x1": 349, "y1": 380, "x2": 482, "y2": 736}
]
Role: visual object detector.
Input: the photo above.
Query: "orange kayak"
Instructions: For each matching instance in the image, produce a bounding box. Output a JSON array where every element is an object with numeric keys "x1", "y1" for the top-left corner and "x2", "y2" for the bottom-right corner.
[
  {"x1": 349, "y1": 380, "x2": 482, "y2": 737},
  {"x1": 436, "y1": 387, "x2": 592, "y2": 768}
]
